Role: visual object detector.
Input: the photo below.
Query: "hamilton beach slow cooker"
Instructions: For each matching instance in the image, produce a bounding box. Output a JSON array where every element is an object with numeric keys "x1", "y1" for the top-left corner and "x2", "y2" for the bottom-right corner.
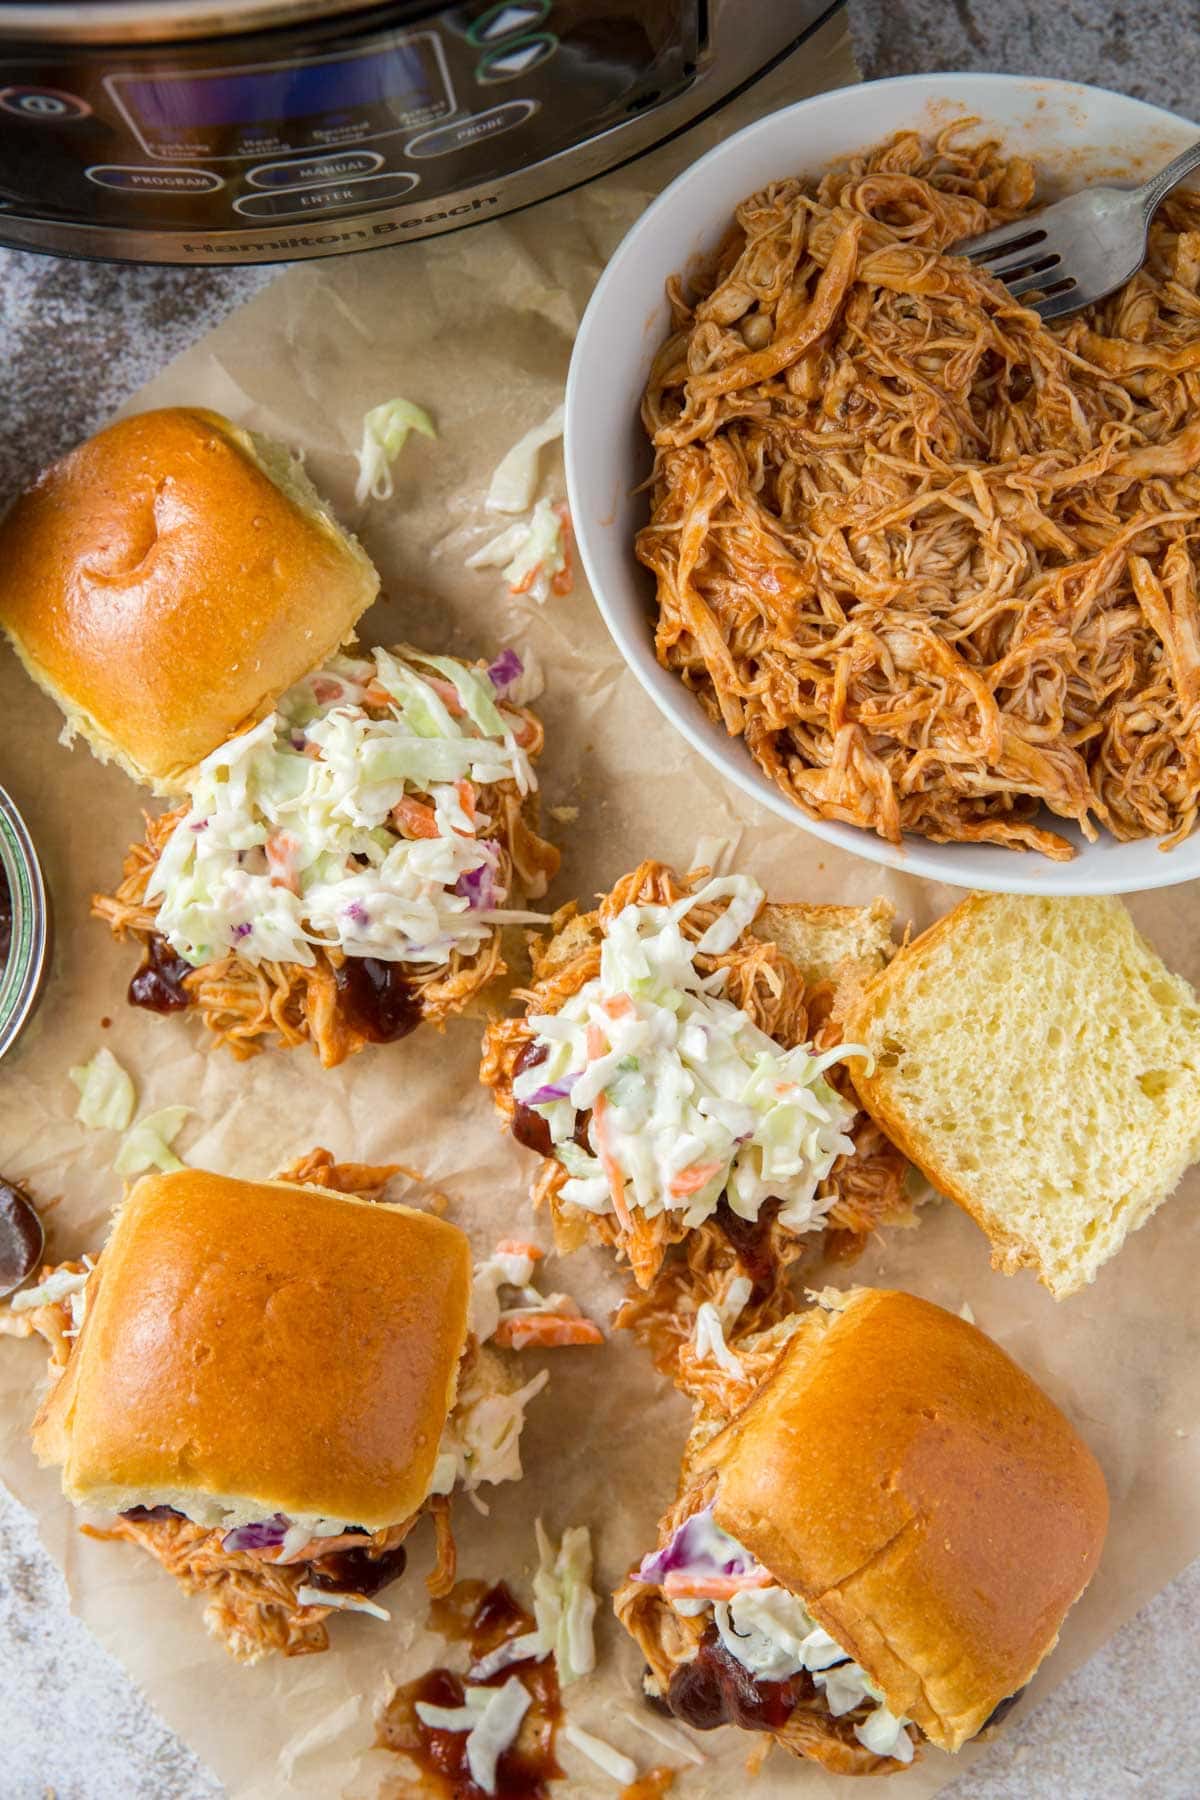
[{"x1": 0, "y1": 0, "x2": 843, "y2": 263}]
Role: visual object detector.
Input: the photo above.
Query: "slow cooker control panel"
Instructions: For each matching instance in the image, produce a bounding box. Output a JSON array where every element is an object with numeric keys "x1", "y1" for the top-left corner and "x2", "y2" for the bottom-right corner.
[{"x1": 0, "y1": 1, "x2": 700, "y2": 245}]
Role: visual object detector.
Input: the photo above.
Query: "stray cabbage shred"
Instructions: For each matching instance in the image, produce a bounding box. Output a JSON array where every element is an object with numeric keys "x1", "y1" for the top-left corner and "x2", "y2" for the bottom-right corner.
[
  {"x1": 354, "y1": 397, "x2": 436, "y2": 504},
  {"x1": 69, "y1": 1047, "x2": 136, "y2": 1133},
  {"x1": 147, "y1": 649, "x2": 542, "y2": 971},
  {"x1": 113, "y1": 1105, "x2": 190, "y2": 1177},
  {"x1": 513, "y1": 874, "x2": 866, "y2": 1229},
  {"x1": 467, "y1": 497, "x2": 572, "y2": 605}
]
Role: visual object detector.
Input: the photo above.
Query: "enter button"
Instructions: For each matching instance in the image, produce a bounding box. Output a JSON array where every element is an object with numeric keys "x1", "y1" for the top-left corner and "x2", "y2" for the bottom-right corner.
[{"x1": 405, "y1": 100, "x2": 537, "y2": 160}]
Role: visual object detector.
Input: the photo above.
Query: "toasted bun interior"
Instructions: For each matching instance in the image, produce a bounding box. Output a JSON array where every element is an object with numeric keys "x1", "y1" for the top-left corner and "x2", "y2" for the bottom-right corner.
[
  {"x1": 696, "y1": 1288, "x2": 1108, "y2": 1752},
  {"x1": 33, "y1": 1169, "x2": 471, "y2": 1529},
  {"x1": 0, "y1": 407, "x2": 379, "y2": 793}
]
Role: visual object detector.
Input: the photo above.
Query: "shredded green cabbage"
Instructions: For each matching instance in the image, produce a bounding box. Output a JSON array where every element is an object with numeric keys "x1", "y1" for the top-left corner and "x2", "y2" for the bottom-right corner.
[
  {"x1": 354, "y1": 398, "x2": 436, "y2": 504},
  {"x1": 485, "y1": 404, "x2": 564, "y2": 513},
  {"x1": 69, "y1": 1048, "x2": 135, "y2": 1133},
  {"x1": 113, "y1": 1106, "x2": 190, "y2": 1177},
  {"x1": 533, "y1": 1519, "x2": 597, "y2": 1686}
]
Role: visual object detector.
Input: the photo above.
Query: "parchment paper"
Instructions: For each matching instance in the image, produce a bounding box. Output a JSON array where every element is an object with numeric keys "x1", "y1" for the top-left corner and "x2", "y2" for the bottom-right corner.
[{"x1": 4, "y1": 20, "x2": 1200, "y2": 1796}]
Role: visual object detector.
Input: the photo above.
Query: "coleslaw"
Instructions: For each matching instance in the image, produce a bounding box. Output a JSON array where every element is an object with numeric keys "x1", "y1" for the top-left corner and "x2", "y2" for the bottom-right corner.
[
  {"x1": 147, "y1": 648, "x2": 543, "y2": 972},
  {"x1": 636, "y1": 1507, "x2": 913, "y2": 1763},
  {"x1": 512, "y1": 875, "x2": 865, "y2": 1230}
]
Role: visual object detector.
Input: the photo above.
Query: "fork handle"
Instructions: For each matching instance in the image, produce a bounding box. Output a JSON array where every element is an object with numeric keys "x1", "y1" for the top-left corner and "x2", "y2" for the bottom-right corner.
[{"x1": 1139, "y1": 138, "x2": 1200, "y2": 215}]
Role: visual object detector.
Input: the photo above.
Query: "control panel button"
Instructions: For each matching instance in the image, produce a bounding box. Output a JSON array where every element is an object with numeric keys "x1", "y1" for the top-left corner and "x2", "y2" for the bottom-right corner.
[
  {"x1": 233, "y1": 171, "x2": 418, "y2": 220},
  {"x1": 247, "y1": 150, "x2": 384, "y2": 190},
  {"x1": 0, "y1": 85, "x2": 91, "y2": 121},
  {"x1": 475, "y1": 33, "x2": 557, "y2": 81},
  {"x1": 405, "y1": 99, "x2": 537, "y2": 160},
  {"x1": 86, "y1": 165, "x2": 224, "y2": 195},
  {"x1": 468, "y1": 1, "x2": 550, "y2": 44}
]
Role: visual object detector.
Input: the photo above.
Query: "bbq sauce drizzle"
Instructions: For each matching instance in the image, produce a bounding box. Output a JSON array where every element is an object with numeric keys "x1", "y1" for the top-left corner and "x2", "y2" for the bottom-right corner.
[{"x1": 377, "y1": 1581, "x2": 563, "y2": 1799}]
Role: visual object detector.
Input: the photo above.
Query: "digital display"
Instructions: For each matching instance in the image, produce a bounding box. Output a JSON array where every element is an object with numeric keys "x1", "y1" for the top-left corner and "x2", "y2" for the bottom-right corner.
[{"x1": 106, "y1": 34, "x2": 453, "y2": 159}]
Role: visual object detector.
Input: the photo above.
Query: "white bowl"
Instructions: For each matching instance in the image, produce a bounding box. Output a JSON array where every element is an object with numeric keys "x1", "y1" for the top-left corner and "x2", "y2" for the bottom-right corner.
[{"x1": 565, "y1": 73, "x2": 1200, "y2": 896}]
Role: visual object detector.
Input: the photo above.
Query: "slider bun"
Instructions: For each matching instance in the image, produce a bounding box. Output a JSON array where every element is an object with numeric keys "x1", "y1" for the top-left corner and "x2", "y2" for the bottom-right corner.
[
  {"x1": 33, "y1": 1169, "x2": 471, "y2": 1530},
  {"x1": 695, "y1": 1288, "x2": 1108, "y2": 1752},
  {"x1": 0, "y1": 407, "x2": 379, "y2": 794}
]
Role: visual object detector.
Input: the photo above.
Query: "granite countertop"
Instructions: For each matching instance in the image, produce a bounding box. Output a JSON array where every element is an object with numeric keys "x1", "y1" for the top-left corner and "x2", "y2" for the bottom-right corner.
[{"x1": 4, "y1": 2, "x2": 1200, "y2": 1795}]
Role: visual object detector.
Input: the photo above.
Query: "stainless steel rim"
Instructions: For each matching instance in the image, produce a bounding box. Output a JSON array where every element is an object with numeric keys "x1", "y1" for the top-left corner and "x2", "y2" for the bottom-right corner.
[
  {"x1": 0, "y1": 0, "x2": 395, "y2": 44},
  {"x1": 0, "y1": 786, "x2": 49, "y2": 1060}
]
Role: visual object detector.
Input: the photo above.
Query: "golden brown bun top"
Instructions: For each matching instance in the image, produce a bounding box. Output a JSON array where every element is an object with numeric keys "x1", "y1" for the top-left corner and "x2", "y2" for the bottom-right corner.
[
  {"x1": 0, "y1": 407, "x2": 379, "y2": 793},
  {"x1": 33, "y1": 1169, "x2": 471, "y2": 1529},
  {"x1": 696, "y1": 1289, "x2": 1108, "y2": 1752}
]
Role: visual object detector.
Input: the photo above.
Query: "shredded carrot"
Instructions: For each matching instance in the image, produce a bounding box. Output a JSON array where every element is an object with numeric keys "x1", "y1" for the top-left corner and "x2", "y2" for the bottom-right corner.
[
  {"x1": 492, "y1": 1314, "x2": 604, "y2": 1350},
  {"x1": 495, "y1": 1238, "x2": 545, "y2": 1261},
  {"x1": 510, "y1": 564, "x2": 541, "y2": 597},
  {"x1": 668, "y1": 1159, "x2": 725, "y2": 1198},
  {"x1": 425, "y1": 675, "x2": 466, "y2": 716},
  {"x1": 601, "y1": 994, "x2": 634, "y2": 1019},
  {"x1": 662, "y1": 1569, "x2": 773, "y2": 1600},
  {"x1": 363, "y1": 677, "x2": 394, "y2": 709},
  {"x1": 455, "y1": 779, "x2": 477, "y2": 826},
  {"x1": 392, "y1": 796, "x2": 440, "y2": 839},
  {"x1": 592, "y1": 1090, "x2": 633, "y2": 1232},
  {"x1": 265, "y1": 831, "x2": 302, "y2": 896},
  {"x1": 511, "y1": 716, "x2": 537, "y2": 748},
  {"x1": 551, "y1": 504, "x2": 574, "y2": 597},
  {"x1": 586, "y1": 1022, "x2": 608, "y2": 1061},
  {"x1": 310, "y1": 676, "x2": 347, "y2": 705}
]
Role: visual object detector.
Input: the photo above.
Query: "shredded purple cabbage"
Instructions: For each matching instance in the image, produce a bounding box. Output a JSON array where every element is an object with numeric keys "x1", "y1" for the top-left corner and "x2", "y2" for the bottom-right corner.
[
  {"x1": 343, "y1": 900, "x2": 370, "y2": 927},
  {"x1": 222, "y1": 1515, "x2": 289, "y2": 1553},
  {"x1": 233, "y1": 922, "x2": 253, "y2": 940},
  {"x1": 455, "y1": 842, "x2": 501, "y2": 911},
  {"x1": 527, "y1": 1072, "x2": 580, "y2": 1106},
  {"x1": 189, "y1": 819, "x2": 209, "y2": 833},
  {"x1": 290, "y1": 732, "x2": 307, "y2": 751},
  {"x1": 634, "y1": 1505, "x2": 762, "y2": 1586},
  {"x1": 487, "y1": 649, "x2": 524, "y2": 694}
]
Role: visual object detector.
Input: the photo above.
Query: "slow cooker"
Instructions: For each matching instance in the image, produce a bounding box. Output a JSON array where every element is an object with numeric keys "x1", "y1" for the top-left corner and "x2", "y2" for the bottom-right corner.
[{"x1": 0, "y1": 0, "x2": 842, "y2": 263}]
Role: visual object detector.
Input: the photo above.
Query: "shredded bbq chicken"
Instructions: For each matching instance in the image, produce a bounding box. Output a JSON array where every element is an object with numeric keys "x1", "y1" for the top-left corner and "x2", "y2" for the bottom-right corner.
[
  {"x1": 92, "y1": 671, "x2": 559, "y2": 1067},
  {"x1": 480, "y1": 860, "x2": 911, "y2": 1303},
  {"x1": 639, "y1": 123, "x2": 1200, "y2": 858}
]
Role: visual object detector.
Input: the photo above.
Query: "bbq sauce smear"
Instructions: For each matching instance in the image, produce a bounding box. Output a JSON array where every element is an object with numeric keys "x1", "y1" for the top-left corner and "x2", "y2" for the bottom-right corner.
[
  {"x1": 128, "y1": 935, "x2": 193, "y2": 1013},
  {"x1": 334, "y1": 956, "x2": 421, "y2": 1044},
  {"x1": 666, "y1": 1628, "x2": 809, "y2": 1733},
  {"x1": 377, "y1": 1581, "x2": 563, "y2": 1798}
]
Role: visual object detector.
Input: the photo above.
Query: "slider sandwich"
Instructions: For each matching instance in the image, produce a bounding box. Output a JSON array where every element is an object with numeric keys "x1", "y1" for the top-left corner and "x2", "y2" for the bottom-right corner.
[
  {"x1": 0, "y1": 407, "x2": 558, "y2": 1064},
  {"x1": 616, "y1": 1288, "x2": 1108, "y2": 1776},
  {"x1": 6, "y1": 1159, "x2": 599, "y2": 1662},
  {"x1": 482, "y1": 861, "x2": 910, "y2": 1295}
]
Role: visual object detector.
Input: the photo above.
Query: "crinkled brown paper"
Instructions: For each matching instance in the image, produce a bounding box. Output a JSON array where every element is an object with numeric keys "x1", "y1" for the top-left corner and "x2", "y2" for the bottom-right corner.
[{"x1": 3, "y1": 23, "x2": 1200, "y2": 1797}]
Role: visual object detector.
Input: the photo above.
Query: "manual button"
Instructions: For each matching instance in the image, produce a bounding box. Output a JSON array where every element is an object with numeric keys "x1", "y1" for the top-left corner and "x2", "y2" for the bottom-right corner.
[
  {"x1": 247, "y1": 150, "x2": 384, "y2": 190},
  {"x1": 233, "y1": 172, "x2": 418, "y2": 220},
  {"x1": 405, "y1": 100, "x2": 537, "y2": 160}
]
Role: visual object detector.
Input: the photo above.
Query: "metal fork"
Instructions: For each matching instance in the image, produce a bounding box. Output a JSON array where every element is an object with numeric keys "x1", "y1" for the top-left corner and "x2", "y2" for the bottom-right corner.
[{"x1": 953, "y1": 137, "x2": 1200, "y2": 321}]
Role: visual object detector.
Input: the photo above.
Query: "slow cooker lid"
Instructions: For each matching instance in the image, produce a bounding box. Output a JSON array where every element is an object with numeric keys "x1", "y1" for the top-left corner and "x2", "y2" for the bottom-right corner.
[{"x1": 0, "y1": 0, "x2": 430, "y2": 43}]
